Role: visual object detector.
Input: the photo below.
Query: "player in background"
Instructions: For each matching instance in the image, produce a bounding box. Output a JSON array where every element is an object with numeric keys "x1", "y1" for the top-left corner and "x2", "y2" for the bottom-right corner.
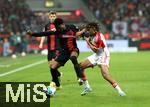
[
  {"x1": 28, "y1": 18, "x2": 86, "y2": 89},
  {"x1": 38, "y1": 11, "x2": 62, "y2": 88},
  {"x1": 39, "y1": 11, "x2": 57, "y2": 49},
  {"x1": 79, "y1": 22, "x2": 126, "y2": 96}
]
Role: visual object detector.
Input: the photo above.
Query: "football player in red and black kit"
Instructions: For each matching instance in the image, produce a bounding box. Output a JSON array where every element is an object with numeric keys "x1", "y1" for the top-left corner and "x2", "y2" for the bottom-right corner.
[
  {"x1": 29, "y1": 18, "x2": 86, "y2": 88},
  {"x1": 38, "y1": 11, "x2": 62, "y2": 88}
]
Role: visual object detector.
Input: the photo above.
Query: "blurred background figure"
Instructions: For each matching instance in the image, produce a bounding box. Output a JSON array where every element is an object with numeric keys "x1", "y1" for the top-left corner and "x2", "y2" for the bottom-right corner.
[
  {"x1": 3, "y1": 38, "x2": 12, "y2": 57},
  {"x1": 10, "y1": 31, "x2": 27, "y2": 58}
]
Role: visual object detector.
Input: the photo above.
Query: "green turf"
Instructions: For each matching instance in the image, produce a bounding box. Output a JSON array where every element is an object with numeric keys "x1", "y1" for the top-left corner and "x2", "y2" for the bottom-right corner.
[{"x1": 0, "y1": 52, "x2": 150, "y2": 107}]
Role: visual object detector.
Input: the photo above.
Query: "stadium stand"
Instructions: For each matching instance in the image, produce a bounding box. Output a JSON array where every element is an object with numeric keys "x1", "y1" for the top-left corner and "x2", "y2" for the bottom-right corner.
[
  {"x1": 0, "y1": 0, "x2": 44, "y2": 56},
  {"x1": 84, "y1": 0, "x2": 150, "y2": 39},
  {"x1": 0, "y1": 0, "x2": 149, "y2": 56}
]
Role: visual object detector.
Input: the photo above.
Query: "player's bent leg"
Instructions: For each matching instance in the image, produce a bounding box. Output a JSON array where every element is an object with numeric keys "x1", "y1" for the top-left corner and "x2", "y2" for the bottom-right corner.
[
  {"x1": 49, "y1": 60, "x2": 61, "y2": 69},
  {"x1": 70, "y1": 51, "x2": 79, "y2": 57},
  {"x1": 79, "y1": 59, "x2": 94, "y2": 81},
  {"x1": 99, "y1": 65, "x2": 126, "y2": 96},
  {"x1": 80, "y1": 59, "x2": 94, "y2": 70},
  {"x1": 99, "y1": 65, "x2": 116, "y2": 84},
  {"x1": 70, "y1": 51, "x2": 83, "y2": 79},
  {"x1": 48, "y1": 60, "x2": 60, "y2": 76},
  {"x1": 48, "y1": 60, "x2": 62, "y2": 86},
  {"x1": 79, "y1": 59, "x2": 93, "y2": 95},
  {"x1": 79, "y1": 59, "x2": 92, "y2": 83},
  {"x1": 49, "y1": 60, "x2": 62, "y2": 88}
]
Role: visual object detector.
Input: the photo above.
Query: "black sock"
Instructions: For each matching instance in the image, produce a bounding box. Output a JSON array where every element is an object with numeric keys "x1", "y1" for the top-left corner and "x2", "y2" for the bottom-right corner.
[
  {"x1": 70, "y1": 56, "x2": 82, "y2": 78},
  {"x1": 50, "y1": 68, "x2": 60, "y2": 87},
  {"x1": 56, "y1": 69, "x2": 61, "y2": 77}
]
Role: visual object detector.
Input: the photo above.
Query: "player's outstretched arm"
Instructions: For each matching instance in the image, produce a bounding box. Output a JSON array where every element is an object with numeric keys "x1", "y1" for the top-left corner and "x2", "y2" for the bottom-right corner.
[
  {"x1": 31, "y1": 31, "x2": 56, "y2": 37},
  {"x1": 76, "y1": 28, "x2": 86, "y2": 37},
  {"x1": 39, "y1": 37, "x2": 45, "y2": 49}
]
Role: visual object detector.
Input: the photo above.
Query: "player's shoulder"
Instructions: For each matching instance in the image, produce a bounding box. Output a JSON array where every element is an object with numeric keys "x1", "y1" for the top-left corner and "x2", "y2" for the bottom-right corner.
[
  {"x1": 97, "y1": 32, "x2": 104, "y2": 37},
  {"x1": 97, "y1": 32, "x2": 106, "y2": 41},
  {"x1": 66, "y1": 24, "x2": 78, "y2": 30},
  {"x1": 94, "y1": 32, "x2": 102, "y2": 41}
]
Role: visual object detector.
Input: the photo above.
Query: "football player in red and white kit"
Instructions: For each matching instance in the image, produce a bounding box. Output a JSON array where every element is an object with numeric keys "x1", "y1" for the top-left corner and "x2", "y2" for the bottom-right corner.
[{"x1": 79, "y1": 22, "x2": 126, "y2": 96}]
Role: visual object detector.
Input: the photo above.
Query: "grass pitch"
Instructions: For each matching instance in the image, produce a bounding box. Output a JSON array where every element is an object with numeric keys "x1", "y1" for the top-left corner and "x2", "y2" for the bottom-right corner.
[{"x1": 0, "y1": 52, "x2": 150, "y2": 107}]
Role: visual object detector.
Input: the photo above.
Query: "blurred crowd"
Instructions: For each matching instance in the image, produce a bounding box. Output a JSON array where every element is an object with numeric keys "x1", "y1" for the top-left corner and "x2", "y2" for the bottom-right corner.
[
  {"x1": 0, "y1": 0, "x2": 45, "y2": 33},
  {"x1": 85, "y1": 0, "x2": 150, "y2": 39},
  {"x1": 0, "y1": 0, "x2": 150, "y2": 57},
  {"x1": 0, "y1": 0, "x2": 44, "y2": 57}
]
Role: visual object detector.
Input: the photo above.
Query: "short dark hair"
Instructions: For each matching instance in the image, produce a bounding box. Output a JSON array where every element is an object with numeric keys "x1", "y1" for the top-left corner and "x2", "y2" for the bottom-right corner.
[
  {"x1": 49, "y1": 11, "x2": 56, "y2": 15},
  {"x1": 86, "y1": 22, "x2": 99, "y2": 31},
  {"x1": 54, "y1": 18, "x2": 64, "y2": 28}
]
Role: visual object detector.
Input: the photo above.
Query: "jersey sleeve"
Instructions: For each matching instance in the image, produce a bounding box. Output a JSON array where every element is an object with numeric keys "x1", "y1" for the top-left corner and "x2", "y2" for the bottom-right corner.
[
  {"x1": 91, "y1": 35, "x2": 100, "y2": 48},
  {"x1": 67, "y1": 25, "x2": 78, "y2": 33},
  {"x1": 93, "y1": 36, "x2": 99, "y2": 43},
  {"x1": 31, "y1": 31, "x2": 56, "y2": 37},
  {"x1": 100, "y1": 33, "x2": 110, "y2": 56},
  {"x1": 93, "y1": 33, "x2": 106, "y2": 48},
  {"x1": 100, "y1": 33, "x2": 107, "y2": 48}
]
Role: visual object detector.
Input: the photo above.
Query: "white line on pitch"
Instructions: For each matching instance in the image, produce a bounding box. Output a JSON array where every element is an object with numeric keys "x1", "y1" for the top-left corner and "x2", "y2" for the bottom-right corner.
[
  {"x1": 0, "y1": 62, "x2": 20, "y2": 68},
  {"x1": 0, "y1": 60, "x2": 46, "y2": 77}
]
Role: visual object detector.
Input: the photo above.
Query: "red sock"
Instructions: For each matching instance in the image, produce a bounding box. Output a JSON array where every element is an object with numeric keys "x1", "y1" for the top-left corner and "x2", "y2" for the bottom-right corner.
[
  {"x1": 82, "y1": 71, "x2": 87, "y2": 81},
  {"x1": 112, "y1": 82, "x2": 118, "y2": 88}
]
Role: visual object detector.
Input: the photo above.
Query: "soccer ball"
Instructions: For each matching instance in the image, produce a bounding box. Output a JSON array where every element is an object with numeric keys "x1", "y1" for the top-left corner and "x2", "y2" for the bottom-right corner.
[
  {"x1": 46, "y1": 86, "x2": 56, "y2": 97},
  {"x1": 21, "y1": 52, "x2": 26, "y2": 56},
  {"x1": 12, "y1": 54, "x2": 17, "y2": 59}
]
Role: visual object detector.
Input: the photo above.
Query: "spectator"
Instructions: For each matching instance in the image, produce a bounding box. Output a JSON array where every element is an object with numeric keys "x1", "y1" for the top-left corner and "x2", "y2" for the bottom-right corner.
[
  {"x1": 84, "y1": 0, "x2": 150, "y2": 39},
  {"x1": 104, "y1": 31, "x2": 111, "y2": 40},
  {"x1": 3, "y1": 38, "x2": 12, "y2": 56}
]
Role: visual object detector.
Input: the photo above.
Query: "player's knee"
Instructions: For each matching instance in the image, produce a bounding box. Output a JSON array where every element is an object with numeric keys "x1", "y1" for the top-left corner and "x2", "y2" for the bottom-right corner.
[
  {"x1": 48, "y1": 63, "x2": 52, "y2": 68},
  {"x1": 51, "y1": 64, "x2": 56, "y2": 69},
  {"x1": 48, "y1": 60, "x2": 55, "y2": 68},
  {"x1": 49, "y1": 63, "x2": 56, "y2": 69},
  {"x1": 79, "y1": 62, "x2": 84, "y2": 70}
]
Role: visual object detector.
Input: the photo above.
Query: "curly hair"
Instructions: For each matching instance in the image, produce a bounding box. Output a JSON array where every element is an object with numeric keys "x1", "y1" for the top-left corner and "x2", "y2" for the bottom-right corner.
[{"x1": 86, "y1": 22, "x2": 99, "y2": 32}]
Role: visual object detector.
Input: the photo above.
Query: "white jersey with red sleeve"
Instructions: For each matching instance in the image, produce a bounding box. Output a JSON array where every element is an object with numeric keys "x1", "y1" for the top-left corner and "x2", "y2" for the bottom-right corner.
[
  {"x1": 87, "y1": 32, "x2": 110, "y2": 66},
  {"x1": 91, "y1": 32, "x2": 110, "y2": 56}
]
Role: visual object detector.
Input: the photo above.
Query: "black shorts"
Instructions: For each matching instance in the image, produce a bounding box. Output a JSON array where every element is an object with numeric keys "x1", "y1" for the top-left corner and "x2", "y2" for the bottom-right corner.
[
  {"x1": 47, "y1": 50, "x2": 59, "y2": 61},
  {"x1": 55, "y1": 47, "x2": 80, "y2": 66},
  {"x1": 55, "y1": 49, "x2": 70, "y2": 66}
]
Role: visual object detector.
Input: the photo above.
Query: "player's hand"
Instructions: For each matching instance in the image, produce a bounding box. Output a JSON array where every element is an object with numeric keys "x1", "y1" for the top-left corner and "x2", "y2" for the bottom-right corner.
[
  {"x1": 39, "y1": 43, "x2": 43, "y2": 49},
  {"x1": 85, "y1": 37, "x2": 90, "y2": 42},
  {"x1": 82, "y1": 31, "x2": 90, "y2": 38},
  {"x1": 26, "y1": 30, "x2": 32, "y2": 35},
  {"x1": 51, "y1": 28, "x2": 56, "y2": 31}
]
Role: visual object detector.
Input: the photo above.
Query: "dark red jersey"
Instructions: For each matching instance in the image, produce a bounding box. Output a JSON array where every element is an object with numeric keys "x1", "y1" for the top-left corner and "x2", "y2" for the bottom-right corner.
[
  {"x1": 32, "y1": 24, "x2": 79, "y2": 52},
  {"x1": 59, "y1": 25, "x2": 78, "y2": 52},
  {"x1": 45, "y1": 22, "x2": 60, "y2": 51}
]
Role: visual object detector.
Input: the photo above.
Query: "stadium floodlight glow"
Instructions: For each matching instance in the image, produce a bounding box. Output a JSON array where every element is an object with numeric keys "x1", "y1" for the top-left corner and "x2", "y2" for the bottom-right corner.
[
  {"x1": 45, "y1": 0, "x2": 54, "y2": 7},
  {"x1": 75, "y1": 9, "x2": 81, "y2": 16}
]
